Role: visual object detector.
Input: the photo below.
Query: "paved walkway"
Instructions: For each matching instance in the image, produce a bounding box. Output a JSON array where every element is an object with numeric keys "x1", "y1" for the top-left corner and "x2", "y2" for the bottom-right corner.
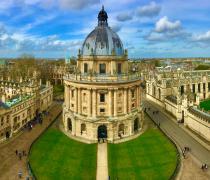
[
  {"x1": 96, "y1": 142, "x2": 108, "y2": 180},
  {"x1": 0, "y1": 101, "x2": 62, "y2": 180},
  {"x1": 144, "y1": 100, "x2": 210, "y2": 177}
]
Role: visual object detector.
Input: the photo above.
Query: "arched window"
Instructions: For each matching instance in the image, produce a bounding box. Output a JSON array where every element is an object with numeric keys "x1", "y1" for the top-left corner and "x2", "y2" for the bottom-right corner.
[
  {"x1": 118, "y1": 123, "x2": 125, "y2": 136},
  {"x1": 134, "y1": 118, "x2": 140, "y2": 132},
  {"x1": 67, "y1": 118, "x2": 72, "y2": 131},
  {"x1": 81, "y1": 123, "x2": 86, "y2": 134}
]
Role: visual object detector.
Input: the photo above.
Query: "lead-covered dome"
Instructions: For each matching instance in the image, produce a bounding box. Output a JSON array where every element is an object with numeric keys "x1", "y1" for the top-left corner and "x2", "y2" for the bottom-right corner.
[{"x1": 81, "y1": 6, "x2": 124, "y2": 56}]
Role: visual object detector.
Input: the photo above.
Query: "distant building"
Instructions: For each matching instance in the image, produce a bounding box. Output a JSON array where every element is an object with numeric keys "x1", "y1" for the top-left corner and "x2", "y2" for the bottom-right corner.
[
  {"x1": 0, "y1": 77, "x2": 53, "y2": 142},
  {"x1": 146, "y1": 69, "x2": 210, "y2": 141}
]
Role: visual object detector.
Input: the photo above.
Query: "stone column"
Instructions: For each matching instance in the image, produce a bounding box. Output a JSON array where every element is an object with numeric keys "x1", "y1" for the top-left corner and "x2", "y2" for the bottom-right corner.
[
  {"x1": 75, "y1": 88, "x2": 78, "y2": 113},
  {"x1": 92, "y1": 89, "x2": 97, "y2": 117},
  {"x1": 69, "y1": 87, "x2": 71, "y2": 110},
  {"x1": 114, "y1": 88, "x2": 117, "y2": 116},
  {"x1": 136, "y1": 86, "x2": 139, "y2": 108},
  {"x1": 123, "y1": 88, "x2": 128, "y2": 114},
  {"x1": 65, "y1": 85, "x2": 69, "y2": 108},
  {"x1": 128, "y1": 88, "x2": 132, "y2": 112},
  {"x1": 108, "y1": 89, "x2": 113, "y2": 116},
  {"x1": 195, "y1": 83, "x2": 198, "y2": 93},
  {"x1": 78, "y1": 88, "x2": 81, "y2": 114},
  {"x1": 88, "y1": 89, "x2": 92, "y2": 117}
]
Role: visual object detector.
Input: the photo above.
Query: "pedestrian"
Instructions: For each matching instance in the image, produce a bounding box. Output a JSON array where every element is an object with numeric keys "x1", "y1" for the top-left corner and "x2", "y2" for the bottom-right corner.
[
  {"x1": 15, "y1": 150, "x2": 18, "y2": 156},
  {"x1": 18, "y1": 170, "x2": 22, "y2": 178}
]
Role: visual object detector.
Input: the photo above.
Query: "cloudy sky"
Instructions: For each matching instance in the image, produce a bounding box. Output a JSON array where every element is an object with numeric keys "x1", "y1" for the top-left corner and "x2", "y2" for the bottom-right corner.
[{"x1": 0, "y1": 0, "x2": 210, "y2": 58}]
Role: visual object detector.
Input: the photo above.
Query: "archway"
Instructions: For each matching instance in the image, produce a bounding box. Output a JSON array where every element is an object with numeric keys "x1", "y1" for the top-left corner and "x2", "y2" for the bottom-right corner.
[
  {"x1": 134, "y1": 118, "x2": 140, "y2": 132},
  {"x1": 98, "y1": 125, "x2": 107, "y2": 139},
  {"x1": 81, "y1": 123, "x2": 86, "y2": 135},
  {"x1": 6, "y1": 131, "x2": 10, "y2": 139},
  {"x1": 118, "y1": 124, "x2": 125, "y2": 136},
  {"x1": 67, "y1": 118, "x2": 72, "y2": 131}
]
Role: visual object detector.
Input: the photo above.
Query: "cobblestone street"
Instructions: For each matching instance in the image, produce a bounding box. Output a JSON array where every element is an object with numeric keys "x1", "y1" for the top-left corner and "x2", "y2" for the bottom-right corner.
[{"x1": 0, "y1": 102, "x2": 62, "y2": 180}]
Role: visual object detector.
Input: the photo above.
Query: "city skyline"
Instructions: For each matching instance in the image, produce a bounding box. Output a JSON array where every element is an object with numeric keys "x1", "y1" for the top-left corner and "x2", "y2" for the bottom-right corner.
[{"x1": 0, "y1": 0, "x2": 210, "y2": 58}]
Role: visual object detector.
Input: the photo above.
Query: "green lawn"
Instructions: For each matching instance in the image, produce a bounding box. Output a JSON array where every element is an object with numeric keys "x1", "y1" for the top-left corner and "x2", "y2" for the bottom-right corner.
[
  {"x1": 53, "y1": 84, "x2": 64, "y2": 96},
  {"x1": 108, "y1": 128, "x2": 178, "y2": 180},
  {"x1": 29, "y1": 128, "x2": 97, "y2": 180},
  {"x1": 200, "y1": 99, "x2": 210, "y2": 111}
]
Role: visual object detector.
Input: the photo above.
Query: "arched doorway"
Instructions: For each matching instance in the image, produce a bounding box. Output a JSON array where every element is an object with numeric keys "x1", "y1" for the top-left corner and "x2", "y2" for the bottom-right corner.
[
  {"x1": 98, "y1": 125, "x2": 107, "y2": 139},
  {"x1": 81, "y1": 123, "x2": 86, "y2": 135},
  {"x1": 6, "y1": 131, "x2": 10, "y2": 139},
  {"x1": 67, "y1": 118, "x2": 72, "y2": 131},
  {"x1": 134, "y1": 118, "x2": 140, "y2": 132},
  {"x1": 118, "y1": 124, "x2": 125, "y2": 136}
]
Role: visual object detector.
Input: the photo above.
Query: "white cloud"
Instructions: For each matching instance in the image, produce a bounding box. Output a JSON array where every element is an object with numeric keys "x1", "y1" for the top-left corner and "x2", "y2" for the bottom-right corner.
[
  {"x1": 116, "y1": 12, "x2": 133, "y2": 21},
  {"x1": 155, "y1": 16, "x2": 181, "y2": 33},
  {"x1": 136, "y1": 2, "x2": 161, "y2": 17},
  {"x1": 192, "y1": 31, "x2": 210, "y2": 42},
  {"x1": 59, "y1": 0, "x2": 99, "y2": 10}
]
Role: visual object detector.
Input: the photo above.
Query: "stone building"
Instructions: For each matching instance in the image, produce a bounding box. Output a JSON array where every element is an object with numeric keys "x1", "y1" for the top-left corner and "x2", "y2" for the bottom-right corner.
[
  {"x1": 146, "y1": 69, "x2": 210, "y2": 141},
  {"x1": 0, "y1": 77, "x2": 53, "y2": 142},
  {"x1": 63, "y1": 6, "x2": 143, "y2": 143}
]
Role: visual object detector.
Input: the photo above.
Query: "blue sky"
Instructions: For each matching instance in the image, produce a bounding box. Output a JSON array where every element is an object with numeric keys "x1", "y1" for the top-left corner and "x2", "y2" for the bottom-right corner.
[{"x1": 0, "y1": 0, "x2": 210, "y2": 58}]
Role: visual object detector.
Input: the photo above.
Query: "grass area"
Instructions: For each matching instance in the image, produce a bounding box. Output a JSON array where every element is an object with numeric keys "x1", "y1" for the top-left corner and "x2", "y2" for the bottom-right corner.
[
  {"x1": 108, "y1": 128, "x2": 178, "y2": 180},
  {"x1": 29, "y1": 127, "x2": 97, "y2": 180},
  {"x1": 53, "y1": 84, "x2": 64, "y2": 96},
  {"x1": 194, "y1": 64, "x2": 210, "y2": 70},
  {"x1": 200, "y1": 99, "x2": 210, "y2": 111}
]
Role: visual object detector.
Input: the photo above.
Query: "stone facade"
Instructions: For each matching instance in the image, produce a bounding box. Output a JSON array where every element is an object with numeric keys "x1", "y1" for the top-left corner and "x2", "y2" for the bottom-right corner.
[
  {"x1": 146, "y1": 69, "x2": 210, "y2": 141},
  {"x1": 63, "y1": 7, "x2": 143, "y2": 143},
  {"x1": 0, "y1": 78, "x2": 53, "y2": 142}
]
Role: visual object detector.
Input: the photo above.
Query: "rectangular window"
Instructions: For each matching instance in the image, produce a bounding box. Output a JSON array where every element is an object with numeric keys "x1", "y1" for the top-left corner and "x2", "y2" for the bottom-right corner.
[
  {"x1": 131, "y1": 90, "x2": 135, "y2": 98},
  {"x1": 181, "y1": 86, "x2": 184, "y2": 95},
  {"x1": 208, "y1": 82, "x2": 210, "y2": 92},
  {"x1": 100, "y1": 108, "x2": 105, "y2": 112},
  {"x1": 84, "y1": 63, "x2": 88, "y2": 73},
  {"x1": 117, "y1": 63, "x2": 122, "y2": 74},
  {"x1": 72, "y1": 90, "x2": 74, "y2": 98},
  {"x1": 198, "y1": 83, "x2": 200, "y2": 93},
  {"x1": 100, "y1": 93, "x2": 105, "y2": 102},
  {"x1": 99, "y1": 64, "x2": 106, "y2": 74},
  {"x1": 192, "y1": 84, "x2": 195, "y2": 93}
]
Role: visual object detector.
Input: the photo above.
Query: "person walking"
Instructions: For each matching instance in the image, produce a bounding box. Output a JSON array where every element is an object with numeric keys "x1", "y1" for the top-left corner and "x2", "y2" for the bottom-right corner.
[{"x1": 18, "y1": 170, "x2": 22, "y2": 178}]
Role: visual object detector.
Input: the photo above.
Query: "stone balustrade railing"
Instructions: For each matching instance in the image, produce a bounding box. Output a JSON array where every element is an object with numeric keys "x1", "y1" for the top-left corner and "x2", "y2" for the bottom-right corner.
[
  {"x1": 188, "y1": 106, "x2": 210, "y2": 123},
  {"x1": 64, "y1": 72, "x2": 142, "y2": 83}
]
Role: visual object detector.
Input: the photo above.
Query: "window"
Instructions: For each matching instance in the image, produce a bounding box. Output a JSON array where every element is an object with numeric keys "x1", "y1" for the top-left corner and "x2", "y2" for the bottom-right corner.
[
  {"x1": 198, "y1": 83, "x2": 200, "y2": 93},
  {"x1": 100, "y1": 93, "x2": 105, "y2": 102},
  {"x1": 100, "y1": 108, "x2": 105, "y2": 113},
  {"x1": 131, "y1": 90, "x2": 135, "y2": 98},
  {"x1": 117, "y1": 63, "x2": 122, "y2": 74},
  {"x1": 84, "y1": 63, "x2": 88, "y2": 73},
  {"x1": 181, "y1": 86, "x2": 184, "y2": 95},
  {"x1": 192, "y1": 84, "x2": 195, "y2": 93},
  {"x1": 99, "y1": 64, "x2": 106, "y2": 74},
  {"x1": 72, "y1": 90, "x2": 74, "y2": 98},
  {"x1": 132, "y1": 103, "x2": 135, "y2": 108},
  {"x1": 208, "y1": 82, "x2": 210, "y2": 92}
]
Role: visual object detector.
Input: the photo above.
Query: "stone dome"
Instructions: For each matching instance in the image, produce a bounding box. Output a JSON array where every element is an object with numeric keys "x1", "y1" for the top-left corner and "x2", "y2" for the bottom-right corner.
[{"x1": 81, "y1": 6, "x2": 124, "y2": 56}]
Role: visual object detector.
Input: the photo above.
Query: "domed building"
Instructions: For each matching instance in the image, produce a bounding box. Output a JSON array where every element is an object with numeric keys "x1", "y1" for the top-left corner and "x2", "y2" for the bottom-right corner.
[{"x1": 63, "y1": 6, "x2": 143, "y2": 143}]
